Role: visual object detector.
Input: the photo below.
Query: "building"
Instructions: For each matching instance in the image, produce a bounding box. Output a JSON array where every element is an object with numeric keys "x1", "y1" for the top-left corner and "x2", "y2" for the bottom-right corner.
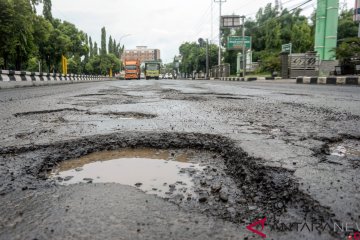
[{"x1": 121, "y1": 46, "x2": 161, "y2": 63}]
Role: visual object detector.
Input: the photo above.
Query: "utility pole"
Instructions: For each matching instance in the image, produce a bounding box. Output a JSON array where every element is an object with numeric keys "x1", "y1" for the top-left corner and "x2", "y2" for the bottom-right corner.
[
  {"x1": 241, "y1": 16, "x2": 246, "y2": 79},
  {"x1": 214, "y1": 0, "x2": 226, "y2": 66},
  {"x1": 211, "y1": 0, "x2": 214, "y2": 44},
  {"x1": 206, "y1": 39, "x2": 209, "y2": 79}
]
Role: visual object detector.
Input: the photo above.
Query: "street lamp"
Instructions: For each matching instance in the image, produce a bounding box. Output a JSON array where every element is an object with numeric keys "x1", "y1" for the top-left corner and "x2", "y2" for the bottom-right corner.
[
  {"x1": 118, "y1": 34, "x2": 132, "y2": 72},
  {"x1": 198, "y1": 38, "x2": 209, "y2": 80},
  {"x1": 214, "y1": 0, "x2": 226, "y2": 66}
]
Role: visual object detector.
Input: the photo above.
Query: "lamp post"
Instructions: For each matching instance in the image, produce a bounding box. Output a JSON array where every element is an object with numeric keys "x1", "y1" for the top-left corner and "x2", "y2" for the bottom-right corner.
[
  {"x1": 198, "y1": 38, "x2": 209, "y2": 79},
  {"x1": 118, "y1": 34, "x2": 132, "y2": 72},
  {"x1": 214, "y1": 0, "x2": 226, "y2": 66}
]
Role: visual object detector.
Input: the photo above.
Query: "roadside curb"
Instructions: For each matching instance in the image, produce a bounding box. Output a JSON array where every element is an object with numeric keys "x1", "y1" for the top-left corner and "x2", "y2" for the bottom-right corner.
[
  {"x1": 219, "y1": 77, "x2": 282, "y2": 81},
  {"x1": 296, "y1": 76, "x2": 360, "y2": 85},
  {"x1": 0, "y1": 70, "x2": 108, "y2": 89}
]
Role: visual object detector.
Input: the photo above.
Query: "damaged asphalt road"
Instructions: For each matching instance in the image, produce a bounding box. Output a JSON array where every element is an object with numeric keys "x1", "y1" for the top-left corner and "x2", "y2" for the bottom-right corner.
[{"x1": 0, "y1": 80, "x2": 359, "y2": 239}]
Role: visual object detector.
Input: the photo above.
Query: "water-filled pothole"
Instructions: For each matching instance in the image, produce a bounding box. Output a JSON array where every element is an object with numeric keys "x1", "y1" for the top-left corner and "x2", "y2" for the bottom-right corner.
[{"x1": 49, "y1": 148, "x2": 206, "y2": 198}]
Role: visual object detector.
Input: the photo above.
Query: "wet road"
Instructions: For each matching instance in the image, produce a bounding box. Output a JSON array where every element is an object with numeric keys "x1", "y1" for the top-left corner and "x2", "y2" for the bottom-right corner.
[{"x1": 0, "y1": 79, "x2": 359, "y2": 239}]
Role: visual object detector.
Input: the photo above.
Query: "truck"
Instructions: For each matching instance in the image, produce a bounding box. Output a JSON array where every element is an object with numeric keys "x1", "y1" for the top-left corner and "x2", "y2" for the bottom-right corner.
[
  {"x1": 124, "y1": 59, "x2": 140, "y2": 80},
  {"x1": 144, "y1": 61, "x2": 161, "y2": 80}
]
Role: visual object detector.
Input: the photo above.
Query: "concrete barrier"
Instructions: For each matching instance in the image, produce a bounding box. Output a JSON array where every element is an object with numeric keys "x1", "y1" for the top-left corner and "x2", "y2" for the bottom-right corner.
[
  {"x1": 296, "y1": 76, "x2": 360, "y2": 85},
  {"x1": 218, "y1": 76, "x2": 282, "y2": 82},
  {"x1": 0, "y1": 70, "x2": 108, "y2": 89}
]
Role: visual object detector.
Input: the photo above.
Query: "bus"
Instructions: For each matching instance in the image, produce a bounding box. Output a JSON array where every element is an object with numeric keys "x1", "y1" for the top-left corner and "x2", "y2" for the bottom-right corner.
[{"x1": 144, "y1": 61, "x2": 161, "y2": 80}]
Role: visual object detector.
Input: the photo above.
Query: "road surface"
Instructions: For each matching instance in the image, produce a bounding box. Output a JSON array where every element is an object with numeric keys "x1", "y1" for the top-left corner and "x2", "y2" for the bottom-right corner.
[{"x1": 0, "y1": 79, "x2": 359, "y2": 239}]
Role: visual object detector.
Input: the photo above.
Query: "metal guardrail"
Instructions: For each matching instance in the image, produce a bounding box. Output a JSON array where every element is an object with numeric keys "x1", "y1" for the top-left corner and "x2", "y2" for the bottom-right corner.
[{"x1": 210, "y1": 64, "x2": 230, "y2": 79}]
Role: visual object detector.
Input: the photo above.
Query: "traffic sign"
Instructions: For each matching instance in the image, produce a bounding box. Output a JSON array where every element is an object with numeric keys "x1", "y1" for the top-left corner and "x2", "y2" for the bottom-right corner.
[
  {"x1": 227, "y1": 36, "x2": 251, "y2": 50},
  {"x1": 282, "y1": 43, "x2": 292, "y2": 54}
]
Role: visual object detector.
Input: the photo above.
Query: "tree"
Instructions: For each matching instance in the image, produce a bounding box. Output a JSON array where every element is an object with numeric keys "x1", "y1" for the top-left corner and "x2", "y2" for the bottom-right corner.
[
  {"x1": 100, "y1": 27, "x2": 107, "y2": 56},
  {"x1": 58, "y1": 21, "x2": 88, "y2": 58},
  {"x1": 43, "y1": 0, "x2": 52, "y2": 22},
  {"x1": 291, "y1": 21, "x2": 312, "y2": 53},
  {"x1": 32, "y1": 16, "x2": 53, "y2": 72},
  {"x1": 335, "y1": 37, "x2": 360, "y2": 62},
  {"x1": 30, "y1": 0, "x2": 42, "y2": 13},
  {"x1": 337, "y1": 9, "x2": 358, "y2": 41},
  {"x1": 0, "y1": 0, "x2": 15, "y2": 69},
  {"x1": 179, "y1": 41, "x2": 218, "y2": 76},
  {"x1": 108, "y1": 35, "x2": 113, "y2": 54},
  {"x1": 45, "y1": 28, "x2": 71, "y2": 73},
  {"x1": 12, "y1": 0, "x2": 35, "y2": 70},
  {"x1": 89, "y1": 36, "x2": 93, "y2": 58},
  {"x1": 265, "y1": 19, "x2": 281, "y2": 50},
  {"x1": 93, "y1": 42, "x2": 98, "y2": 56}
]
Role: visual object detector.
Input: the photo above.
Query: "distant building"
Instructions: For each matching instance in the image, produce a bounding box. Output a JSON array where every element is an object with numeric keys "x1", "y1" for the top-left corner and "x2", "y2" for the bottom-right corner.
[{"x1": 121, "y1": 46, "x2": 161, "y2": 63}]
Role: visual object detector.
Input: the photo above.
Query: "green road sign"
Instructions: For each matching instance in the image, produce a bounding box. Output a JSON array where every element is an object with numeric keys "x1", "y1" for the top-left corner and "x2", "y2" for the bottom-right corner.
[
  {"x1": 227, "y1": 36, "x2": 251, "y2": 50},
  {"x1": 282, "y1": 43, "x2": 292, "y2": 54}
]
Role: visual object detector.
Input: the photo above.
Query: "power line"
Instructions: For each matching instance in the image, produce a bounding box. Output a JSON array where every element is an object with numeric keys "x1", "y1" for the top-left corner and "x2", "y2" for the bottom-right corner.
[
  {"x1": 191, "y1": 3, "x2": 213, "y2": 38},
  {"x1": 251, "y1": 0, "x2": 314, "y2": 29}
]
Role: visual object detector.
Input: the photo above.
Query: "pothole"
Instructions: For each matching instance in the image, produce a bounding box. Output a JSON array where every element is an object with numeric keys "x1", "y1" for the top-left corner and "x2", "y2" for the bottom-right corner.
[
  {"x1": 13, "y1": 108, "x2": 83, "y2": 117},
  {"x1": 46, "y1": 147, "x2": 249, "y2": 220},
  {"x1": 14, "y1": 109, "x2": 156, "y2": 122},
  {"x1": 216, "y1": 96, "x2": 250, "y2": 100},
  {"x1": 49, "y1": 148, "x2": 205, "y2": 198},
  {"x1": 279, "y1": 93, "x2": 311, "y2": 96},
  {"x1": 89, "y1": 111, "x2": 156, "y2": 119},
  {"x1": 0, "y1": 132, "x2": 337, "y2": 235},
  {"x1": 329, "y1": 139, "x2": 360, "y2": 158},
  {"x1": 74, "y1": 93, "x2": 107, "y2": 97}
]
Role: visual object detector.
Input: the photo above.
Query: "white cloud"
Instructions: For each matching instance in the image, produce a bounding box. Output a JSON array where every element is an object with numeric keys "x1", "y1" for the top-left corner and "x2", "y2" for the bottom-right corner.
[{"x1": 48, "y1": 0, "x2": 354, "y2": 63}]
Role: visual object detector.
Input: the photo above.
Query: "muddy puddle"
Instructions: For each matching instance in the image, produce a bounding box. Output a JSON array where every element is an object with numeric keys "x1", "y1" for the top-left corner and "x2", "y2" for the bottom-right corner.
[{"x1": 49, "y1": 148, "x2": 206, "y2": 198}]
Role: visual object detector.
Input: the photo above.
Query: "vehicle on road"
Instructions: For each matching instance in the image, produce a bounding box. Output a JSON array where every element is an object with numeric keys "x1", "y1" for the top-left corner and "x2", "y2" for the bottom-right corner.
[
  {"x1": 124, "y1": 60, "x2": 141, "y2": 80},
  {"x1": 144, "y1": 61, "x2": 161, "y2": 80}
]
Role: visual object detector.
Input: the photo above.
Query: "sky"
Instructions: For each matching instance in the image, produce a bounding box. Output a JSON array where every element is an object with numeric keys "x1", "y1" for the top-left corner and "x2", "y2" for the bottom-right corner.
[{"x1": 44, "y1": 0, "x2": 354, "y2": 63}]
